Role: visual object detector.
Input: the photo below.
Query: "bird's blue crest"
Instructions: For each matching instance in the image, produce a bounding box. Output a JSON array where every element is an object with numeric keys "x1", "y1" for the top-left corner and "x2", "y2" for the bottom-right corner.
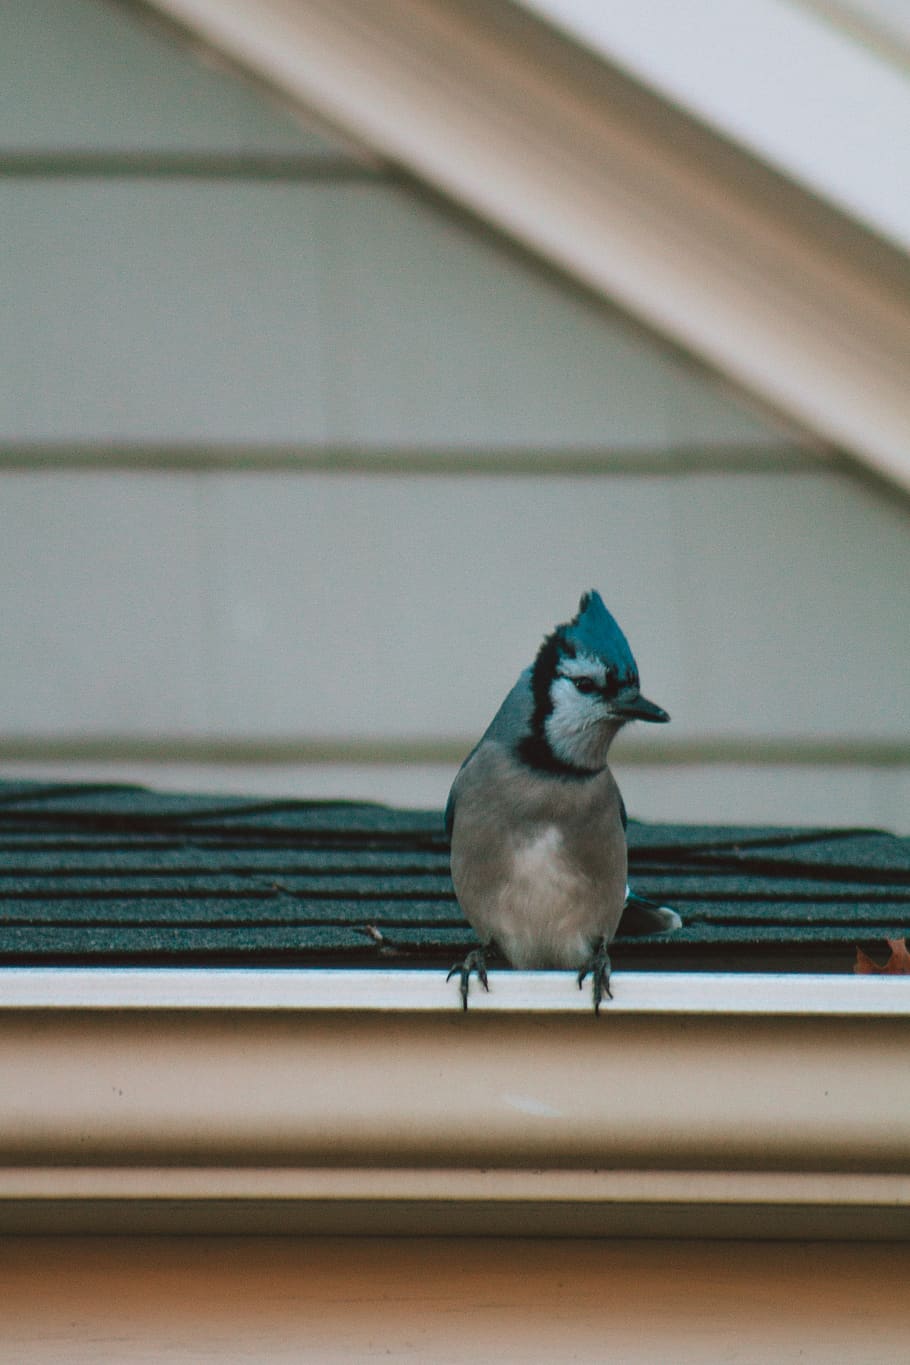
[{"x1": 560, "y1": 591, "x2": 638, "y2": 678}]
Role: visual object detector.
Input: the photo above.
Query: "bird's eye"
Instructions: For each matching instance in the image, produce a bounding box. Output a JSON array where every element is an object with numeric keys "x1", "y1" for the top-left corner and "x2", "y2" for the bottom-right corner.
[{"x1": 572, "y1": 677, "x2": 598, "y2": 695}]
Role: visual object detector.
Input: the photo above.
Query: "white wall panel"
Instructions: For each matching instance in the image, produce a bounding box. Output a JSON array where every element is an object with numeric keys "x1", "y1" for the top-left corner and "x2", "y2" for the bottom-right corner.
[
  {"x1": 0, "y1": 0, "x2": 354, "y2": 157},
  {"x1": 200, "y1": 469, "x2": 910, "y2": 744},
  {"x1": 317, "y1": 184, "x2": 795, "y2": 453},
  {"x1": 668, "y1": 470, "x2": 910, "y2": 740},
  {"x1": 0, "y1": 472, "x2": 209, "y2": 735},
  {"x1": 0, "y1": 179, "x2": 800, "y2": 452},
  {"x1": 1, "y1": 468, "x2": 907, "y2": 753},
  {"x1": 0, "y1": 183, "x2": 328, "y2": 444},
  {"x1": 199, "y1": 470, "x2": 683, "y2": 737},
  {"x1": 663, "y1": 364, "x2": 800, "y2": 451}
]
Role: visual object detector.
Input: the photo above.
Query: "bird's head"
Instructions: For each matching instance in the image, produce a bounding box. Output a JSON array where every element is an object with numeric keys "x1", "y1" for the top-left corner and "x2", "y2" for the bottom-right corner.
[{"x1": 522, "y1": 590, "x2": 669, "y2": 775}]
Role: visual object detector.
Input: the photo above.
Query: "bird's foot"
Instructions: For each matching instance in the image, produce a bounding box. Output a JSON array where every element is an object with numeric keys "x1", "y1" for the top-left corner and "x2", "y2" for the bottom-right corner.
[
  {"x1": 447, "y1": 947, "x2": 489, "y2": 1012},
  {"x1": 578, "y1": 938, "x2": 613, "y2": 1015}
]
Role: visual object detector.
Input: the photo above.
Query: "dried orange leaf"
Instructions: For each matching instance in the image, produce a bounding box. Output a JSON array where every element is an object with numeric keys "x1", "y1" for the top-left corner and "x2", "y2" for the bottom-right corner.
[{"x1": 854, "y1": 939, "x2": 910, "y2": 974}]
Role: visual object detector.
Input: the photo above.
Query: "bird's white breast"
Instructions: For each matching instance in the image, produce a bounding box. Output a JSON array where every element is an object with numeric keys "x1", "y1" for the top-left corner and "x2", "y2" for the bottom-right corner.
[{"x1": 492, "y1": 825, "x2": 601, "y2": 970}]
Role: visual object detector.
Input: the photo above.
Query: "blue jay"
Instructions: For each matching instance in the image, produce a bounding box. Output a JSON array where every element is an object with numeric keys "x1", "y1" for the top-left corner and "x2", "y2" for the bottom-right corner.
[{"x1": 446, "y1": 590, "x2": 680, "y2": 1011}]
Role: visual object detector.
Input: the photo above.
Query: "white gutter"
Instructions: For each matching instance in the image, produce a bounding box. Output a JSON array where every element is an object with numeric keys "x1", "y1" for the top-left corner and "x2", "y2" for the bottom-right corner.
[
  {"x1": 1, "y1": 969, "x2": 908, "y2": 1237},
  {"x1": 1, "y1": 966, "x2": 908, "y2": 1014}
]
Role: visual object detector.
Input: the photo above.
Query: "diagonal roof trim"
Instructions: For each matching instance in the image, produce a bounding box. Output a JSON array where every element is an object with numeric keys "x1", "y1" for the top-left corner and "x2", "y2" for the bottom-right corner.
[
  {"x1": 141, "y1": 0, "x2": 910, "y2": 493},
  {"x1": 518, "y1": 0, "x2": 910, "y2": 255}
]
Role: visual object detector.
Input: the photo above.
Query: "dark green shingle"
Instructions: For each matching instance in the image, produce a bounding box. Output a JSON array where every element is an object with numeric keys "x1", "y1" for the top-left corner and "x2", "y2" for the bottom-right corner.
[{"x1": 0, "y1": 781, "x2": 906, "y2": 972}]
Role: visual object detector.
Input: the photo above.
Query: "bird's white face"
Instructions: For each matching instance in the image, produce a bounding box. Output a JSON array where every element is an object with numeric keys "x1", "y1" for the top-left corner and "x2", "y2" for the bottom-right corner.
[{"x1": 544, "y1": 652, "x2": 620, "y2": 771}]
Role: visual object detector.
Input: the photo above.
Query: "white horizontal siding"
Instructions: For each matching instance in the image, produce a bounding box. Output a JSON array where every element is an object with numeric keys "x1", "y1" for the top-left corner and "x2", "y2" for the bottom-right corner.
[
  {"x1": 0, "y1": 0, "x2": 358, "y2": 158},
  {"x1": 1, "y1": 182, "x2": 328, "y2": 444},
  {"x1": 665, "y1": 469, "x2": 910, "y2": 740},
  {"x1": 0, "y1": 473, "x2": 211, "y2": 736},
  {"x1": 0, "y1": 467, "x2": 907, "y2": 747},
  {"x1": 0, "y1": 179, "x2": 796, "y2": 451},
  {"x1": 314, "y1": 184, "x2": 792, "y2": 452}
]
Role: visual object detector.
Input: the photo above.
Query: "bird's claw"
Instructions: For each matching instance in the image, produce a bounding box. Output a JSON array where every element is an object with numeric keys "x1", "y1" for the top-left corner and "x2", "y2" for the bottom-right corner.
[
  {"x1": 447, "y1": 948, "x2": 489, "y2": 1011},
  {"x1": 578, "y1": 939, "x2": 613, "y2": 1015}
]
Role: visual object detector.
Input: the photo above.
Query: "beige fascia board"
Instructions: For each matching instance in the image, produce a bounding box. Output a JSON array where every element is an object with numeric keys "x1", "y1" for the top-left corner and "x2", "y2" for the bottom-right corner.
[
  {"x1": 144, "y1": 0, "x2": 910, "y2": 492},
  {"x1": 1, "y1": 969, "x2": 909, "y2": 1236}
]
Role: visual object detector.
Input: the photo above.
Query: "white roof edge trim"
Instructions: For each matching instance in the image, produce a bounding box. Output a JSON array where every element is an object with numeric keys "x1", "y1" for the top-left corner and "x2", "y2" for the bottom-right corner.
[
  {"x1": 143, "y1": 0, "x2": 910, "y2": 493},
  {"x1": 1, "y1": 968, "x2": 908, "y2": 1015},
  {"x1": 517, "y1": 0, "x2": 910, "y2": 255}
]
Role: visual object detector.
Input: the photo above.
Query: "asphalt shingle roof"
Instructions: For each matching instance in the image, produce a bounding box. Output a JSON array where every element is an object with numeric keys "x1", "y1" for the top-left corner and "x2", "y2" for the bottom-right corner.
[{"x1": 0, "y1": 781, "x2": 907, "y2": 972}]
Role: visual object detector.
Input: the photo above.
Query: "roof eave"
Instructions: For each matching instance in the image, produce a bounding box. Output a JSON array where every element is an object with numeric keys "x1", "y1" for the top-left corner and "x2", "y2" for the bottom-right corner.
[
  {"x1": 140, "y1": 0, "x2": 910, "y2": 492},
  {"x1": 3, "y1": 967, "x2": 910, "y2": 1238},
  {"x1": 517, "y1": 0, "x2": 910, "y2": 257}
]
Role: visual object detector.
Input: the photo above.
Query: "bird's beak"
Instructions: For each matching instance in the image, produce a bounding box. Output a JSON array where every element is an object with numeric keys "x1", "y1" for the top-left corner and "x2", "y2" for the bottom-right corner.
[{"x1": 611, "y1": 692, "x2": 670, "y2": 723}]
